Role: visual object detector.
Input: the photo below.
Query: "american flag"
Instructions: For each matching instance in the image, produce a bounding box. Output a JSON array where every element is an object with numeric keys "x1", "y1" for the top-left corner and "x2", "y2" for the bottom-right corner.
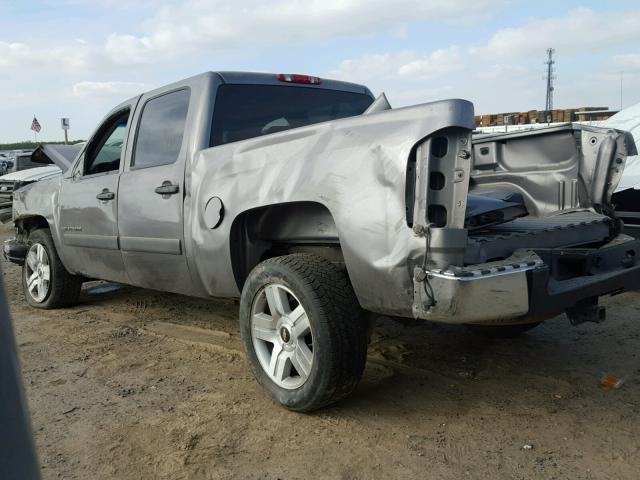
[{"x1": 30, "y1": 116, "x2": 41, "y2": 133}]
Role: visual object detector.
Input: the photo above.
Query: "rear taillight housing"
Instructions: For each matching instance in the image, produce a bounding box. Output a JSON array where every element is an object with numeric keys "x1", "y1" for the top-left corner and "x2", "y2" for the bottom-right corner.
[{"x1": 276, "y1": 73, "x2": 322, "y2": 85}]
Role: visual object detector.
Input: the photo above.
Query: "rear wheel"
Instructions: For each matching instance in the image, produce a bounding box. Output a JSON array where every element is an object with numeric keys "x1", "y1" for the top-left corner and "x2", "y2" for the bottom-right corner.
[
  {"x1": 22, "y1": 229, "x2": 82, "y2": 309},
  {"x1": 240, "y1": 254, "x2": 367, "y2": 412},
  {"x1": 465, "y1": 322, "x2": 542, "y2": 338}
]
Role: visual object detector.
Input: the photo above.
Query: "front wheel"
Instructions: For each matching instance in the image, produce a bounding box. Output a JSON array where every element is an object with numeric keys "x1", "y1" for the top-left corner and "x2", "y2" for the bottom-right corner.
[
  {"x1": 240, "y1": 254, "x2": 367, "y2": 412},
  {"x1": 22, "y1": 229, "x2": 82, "y2": 309}
]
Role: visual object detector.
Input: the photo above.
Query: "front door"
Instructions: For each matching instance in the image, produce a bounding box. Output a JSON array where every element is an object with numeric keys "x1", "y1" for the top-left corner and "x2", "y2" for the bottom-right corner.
[
  {"x1": 117, "y1": 88, "x2": 194, "y2": 294},
  {"x1": 58, "y1": 107, "x2": 131, "y2": 283}
]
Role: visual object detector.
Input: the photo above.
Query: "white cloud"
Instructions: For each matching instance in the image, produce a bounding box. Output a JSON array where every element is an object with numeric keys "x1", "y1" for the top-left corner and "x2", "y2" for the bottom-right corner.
[
  {"x1": 0, "y1": 42, "x2": 30, "y2": 67},
  {"x1": 1, "y1": 0, "x2": 507, "y2": 70},
  {"x1": 329, "y1": 49, "x2": 466, "y2": 107},
  {"x1": 0, "y1": 0, "x2": 506, "y2": 141},
  {"x1": 613, "y1": 53, "x2": 640, "y2": 73},
  {"x1": 0, "y1": 40, "x2": 100, "y2": 70},
  {"x1": 105, "y1": 34, "x2": 156, "y2": 65},
  {"x1": 387, "y1": 85, "x2": 455, "y2": 105},
  {"x1": 328, "y1": 44, "x2": 633, "y2": 113},
  {"x1": 474, "y1": 64, "x2": 530, "y2": 80},
  {"x1": 331, "y1": 48, "x2": 463, "y2": 85},
  {"x1": 72, "y1": 81, "x2": 153, "y2": 99},
  {"x1": 472, "y1": 8, "x2": 640, "y2": 58},
  {"x1": 331, "y1": 52, "x2": 415, "y2": 83},
  {"x1": 97, "y1": 0, "x2": 507, "y2": 65},
  {"x1": 397, "y1": 47, "x2": 463, "y2": 80},
  {"x1": 4, "y1": 2, "x2": 640, "y2": 142}
]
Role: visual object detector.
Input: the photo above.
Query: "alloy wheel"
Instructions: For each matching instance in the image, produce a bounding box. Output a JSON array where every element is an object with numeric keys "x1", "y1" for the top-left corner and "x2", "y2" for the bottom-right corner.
[
  {"x1": 25, "y1": 243, "x2": 50, "y2": 303},
  {"x1": 250, "y1": 283, "x2": 314, "y2": 389}
]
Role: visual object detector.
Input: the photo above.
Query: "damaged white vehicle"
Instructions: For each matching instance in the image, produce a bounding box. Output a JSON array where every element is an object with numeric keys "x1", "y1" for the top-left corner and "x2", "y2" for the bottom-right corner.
[
  {"x1": 4, "y1": 72, "x2": 640, "y2": 411},
  {"x1": 0, "y1": 166, "x2": 60, "y2": 223},
  {"x1": 0, "y1": 144, "x2": 83, "y2": 223}
]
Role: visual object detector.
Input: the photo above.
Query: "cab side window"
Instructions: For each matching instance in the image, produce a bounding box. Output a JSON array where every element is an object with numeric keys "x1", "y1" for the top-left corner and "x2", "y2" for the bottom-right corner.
[
  {"x1": 132, "y1": 88, "x2": 190, "y2": 169},
  {"x1": 84, "y1": 110, "x2": 130, "y2": 176}
]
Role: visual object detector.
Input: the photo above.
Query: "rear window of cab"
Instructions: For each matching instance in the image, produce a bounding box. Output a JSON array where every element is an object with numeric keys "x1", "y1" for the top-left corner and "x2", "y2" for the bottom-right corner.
[{"x1": 210, "y1": 84, "x2": 373, "y2": 146}]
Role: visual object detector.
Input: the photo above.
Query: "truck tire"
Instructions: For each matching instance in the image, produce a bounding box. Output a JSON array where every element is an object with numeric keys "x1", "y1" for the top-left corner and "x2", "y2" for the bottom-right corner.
[
  {"x1": 239, "y1": 254, "x2": 367, "y2": 412},
  {"x1": 22, "y1": 229, "x2": 82, "y2": 309},
  {"x1": 465, "y1": 322, "x2": 542, "y2": 338}
]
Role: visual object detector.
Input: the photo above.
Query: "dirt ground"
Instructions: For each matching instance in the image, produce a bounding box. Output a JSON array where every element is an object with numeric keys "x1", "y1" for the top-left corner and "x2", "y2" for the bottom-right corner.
[{"x1": 4, "y1": 224, "x2": 640, "y2": 480}]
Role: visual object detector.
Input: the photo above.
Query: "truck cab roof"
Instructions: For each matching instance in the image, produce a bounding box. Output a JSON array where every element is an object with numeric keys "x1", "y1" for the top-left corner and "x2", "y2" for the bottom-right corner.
[
  {"x1": 214, "y1": 71, "x2": 372, "y2": 96},
  {"x1": 94, "y1": 71, "x2": 376, "y2": 159},
  {"x1": 118, "y1": 71, "x2": 373, "y2": 108}
]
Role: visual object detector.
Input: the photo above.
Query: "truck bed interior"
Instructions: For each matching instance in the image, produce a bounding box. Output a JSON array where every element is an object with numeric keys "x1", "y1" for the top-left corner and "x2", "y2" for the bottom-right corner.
[
  {"x1": 465, "y1": 207, "x2": 612, "y2": 265},
  {"x1": 450, "y1": 124, "x2": 636, "y2": 268}
]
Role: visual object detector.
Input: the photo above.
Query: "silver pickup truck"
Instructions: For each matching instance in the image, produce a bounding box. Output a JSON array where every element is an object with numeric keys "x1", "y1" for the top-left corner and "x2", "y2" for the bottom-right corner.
[{"x1": 4, "y1": 72, "x2": 640, "y2": 411}]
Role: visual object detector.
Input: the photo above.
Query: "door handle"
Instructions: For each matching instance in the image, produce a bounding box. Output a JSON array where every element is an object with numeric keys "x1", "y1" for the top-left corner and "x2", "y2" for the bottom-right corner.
[
  {"x1": 154, "y1": 181, "x2": 180, "y2": 196},
  {"x1": 96, "y1": 189, "x2": 115, "y2": 201}
]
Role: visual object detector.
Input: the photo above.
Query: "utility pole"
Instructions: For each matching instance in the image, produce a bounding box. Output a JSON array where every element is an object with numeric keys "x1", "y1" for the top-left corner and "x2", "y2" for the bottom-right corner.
[
  {"x1": 620, "y1": 71, "x2": 623, "y2": 111},
  {"x1": 544, "y1": 48, "x2": 556, "y2": 117}
]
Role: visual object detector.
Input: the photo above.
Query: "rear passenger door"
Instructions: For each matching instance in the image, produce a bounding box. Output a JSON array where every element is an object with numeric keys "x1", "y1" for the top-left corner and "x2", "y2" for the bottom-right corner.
[{"x1": 117, "y1": 88, "x2": 194, "y2": 294}]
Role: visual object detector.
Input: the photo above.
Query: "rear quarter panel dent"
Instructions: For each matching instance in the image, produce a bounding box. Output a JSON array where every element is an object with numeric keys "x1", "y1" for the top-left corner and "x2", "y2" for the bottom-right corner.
[{"x1": 189, "y1": 99, "x2": 475, "y2": 315}]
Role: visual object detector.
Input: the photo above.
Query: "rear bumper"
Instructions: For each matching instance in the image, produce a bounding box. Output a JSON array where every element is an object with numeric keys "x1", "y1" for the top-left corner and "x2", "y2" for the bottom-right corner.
[
  {"x1": 3, "y1": 239, "x2": 27, "y2": 265},
  {"x1": 413, "y1": 236, "x2": 640, "y2": 324}
]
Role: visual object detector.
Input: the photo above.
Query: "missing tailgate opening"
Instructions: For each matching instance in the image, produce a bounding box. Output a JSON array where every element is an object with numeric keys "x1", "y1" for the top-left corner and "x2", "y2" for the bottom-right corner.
[
  {"x1": 429, "y1": 172, "x2": 445, "y2": 190},
  {"x1": 431, "y1": 136, "x2": 448, "y2": 159},
  {"x1": 428, "y1": 204, "x2": 447, "y2": 227}
]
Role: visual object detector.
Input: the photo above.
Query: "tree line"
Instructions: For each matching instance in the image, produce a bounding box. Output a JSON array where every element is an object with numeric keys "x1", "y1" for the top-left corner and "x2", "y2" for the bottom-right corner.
[{"x1": 0, "y1": 140, "x2": 85, "y2": 151}]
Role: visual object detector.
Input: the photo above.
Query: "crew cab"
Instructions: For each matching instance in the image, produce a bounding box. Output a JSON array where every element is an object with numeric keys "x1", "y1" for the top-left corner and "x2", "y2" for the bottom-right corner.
[{"x1": 4, "y1": 72, "x2": 640, "y2": 411}]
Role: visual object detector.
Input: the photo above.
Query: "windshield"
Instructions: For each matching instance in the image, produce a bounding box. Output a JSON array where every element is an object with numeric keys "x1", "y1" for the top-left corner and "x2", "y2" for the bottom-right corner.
[{"x1": 211, "y1": 84, "x2": 373, "y2": 146}]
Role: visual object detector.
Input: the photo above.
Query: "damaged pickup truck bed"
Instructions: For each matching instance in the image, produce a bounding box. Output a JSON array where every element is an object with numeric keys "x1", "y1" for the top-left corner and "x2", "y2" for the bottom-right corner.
[{"x1": 4, "y1": 72, "x2": 639, "y2": 411}]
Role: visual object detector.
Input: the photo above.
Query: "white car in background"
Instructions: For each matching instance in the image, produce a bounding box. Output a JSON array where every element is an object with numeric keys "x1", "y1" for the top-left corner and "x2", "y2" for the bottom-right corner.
[
  {"x1": 0, "y1": 144, "x2": 83, "y2": 223},
  {"x1": 0, "y1": 166, "x2": 61, "y2": 223},
  {"x1": 606, "y1": 103, "x2": 640, "y2": 236}
]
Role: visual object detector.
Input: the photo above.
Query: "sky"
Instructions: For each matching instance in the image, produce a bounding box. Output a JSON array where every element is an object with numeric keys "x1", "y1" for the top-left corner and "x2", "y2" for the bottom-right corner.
[{"x1": 2, "y1": 0, "x2": 640, "y2": 142}]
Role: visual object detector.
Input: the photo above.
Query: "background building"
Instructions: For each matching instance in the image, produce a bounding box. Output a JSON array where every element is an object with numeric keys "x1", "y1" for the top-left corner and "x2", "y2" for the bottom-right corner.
[{"x1": 475, "y1": 107, "x2": 617, "y2": 127}]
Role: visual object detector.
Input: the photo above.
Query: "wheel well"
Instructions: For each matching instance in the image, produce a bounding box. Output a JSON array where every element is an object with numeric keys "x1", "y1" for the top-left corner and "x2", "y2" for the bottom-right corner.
[
  {"x1": 230, "y1": 201, "x2": 343, "y2": 290},
  {"x1": 15, "y1": 215, "x2": 49, "y2": 236}
]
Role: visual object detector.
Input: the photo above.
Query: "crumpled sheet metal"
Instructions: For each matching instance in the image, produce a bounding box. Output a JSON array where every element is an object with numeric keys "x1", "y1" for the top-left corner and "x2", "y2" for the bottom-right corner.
[{"x1": 189, "y1": 99, "x2": 475, "y2": 315}]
